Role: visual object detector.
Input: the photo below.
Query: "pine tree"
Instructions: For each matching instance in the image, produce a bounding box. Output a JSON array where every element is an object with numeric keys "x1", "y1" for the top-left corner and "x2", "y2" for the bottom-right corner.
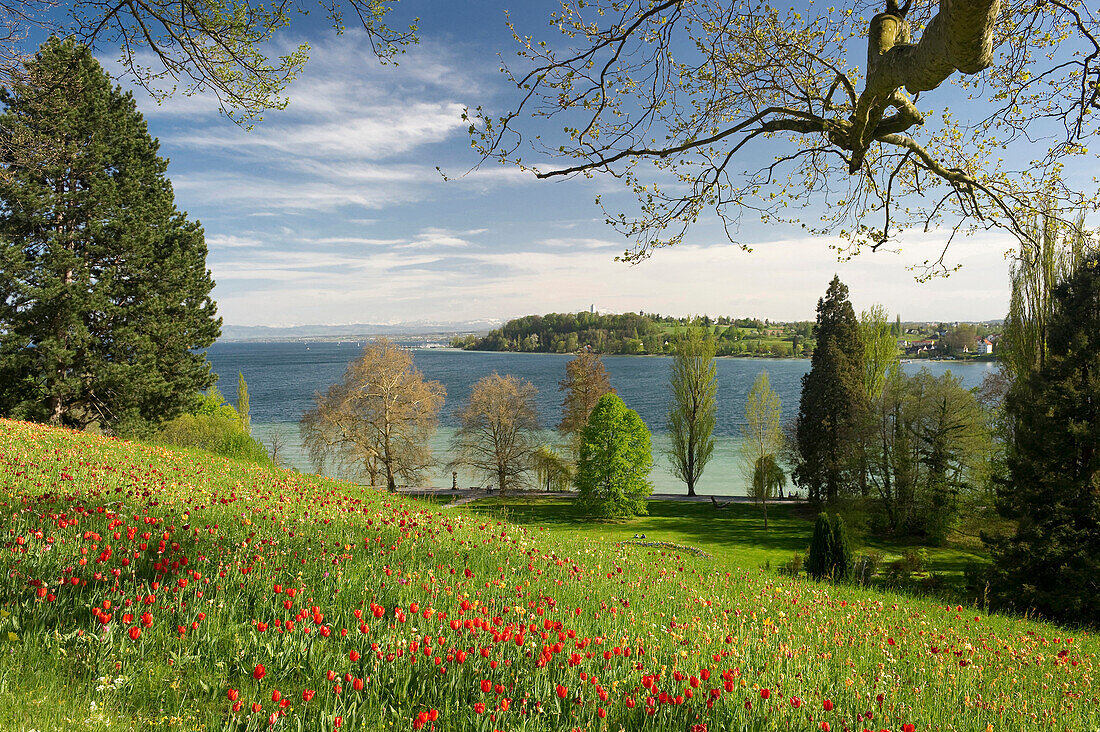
[
  {"x1": 806, "y1": 512, "x2": 835, "y2": 580},
  {"x1": 0, "y1": 38, "x2": 220, "y2": 433},
  {"x1": 830, "y1": 514, "x2": 854, "y2": 582},
  {"x1": 795, "y1": 276, "x2": 866, "y2": 502},
  {"x1": 988, "y1": 255, "x2": 1100, "y2": 625}
]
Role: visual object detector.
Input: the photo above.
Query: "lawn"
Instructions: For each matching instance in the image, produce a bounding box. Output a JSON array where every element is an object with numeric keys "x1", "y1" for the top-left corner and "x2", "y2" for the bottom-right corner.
[
  {"x1": 460, "y1": 495, "x2": 989, "y2": 595},
  {"x1": 0, "y1": 418, "x2": 1096, "y2": 731}
]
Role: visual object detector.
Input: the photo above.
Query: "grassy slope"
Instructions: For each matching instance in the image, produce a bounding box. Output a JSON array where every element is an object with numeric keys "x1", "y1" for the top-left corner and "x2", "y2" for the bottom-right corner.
[{"x1": 0, "y1": 419, "x2": 1096, "y2": 732}]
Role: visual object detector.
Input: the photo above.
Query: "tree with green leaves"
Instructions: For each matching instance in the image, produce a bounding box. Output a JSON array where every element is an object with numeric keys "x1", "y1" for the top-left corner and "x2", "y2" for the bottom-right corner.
[
  {"x1": 795, "y1": 276, "x2": 866, "y2": 503},
  {"x1": 806, "y1": 513, "x2": 835, "y2": 580},
  {"x1": 749, "y1": 454, "x2": 786, "y2": 530},
  {"x1": 988, "y1": 255, "x2": 1100, "y2": 625},
  {"x1": 558, "y1": 351, "x2": 615, "y2": 453},
  {"x1": 0, "y1": 38, "x2": 220, "y2": 434},
  {"x1": 477, "y1": 0, "x2": 1098, "y2": 268},
  {"x1": 830, "y1": 514, "x2": 854, "y2": 582},
  {"x1": 742, "y1": 369, "x2": 784, "y2": 526},
  {"x1": 1001, "y1": 205, "x2": 1090, "y2": 384},
  {"x1": 236, "y1": 372, "x2": 251, "y2": 435},
  {"x1": 575, "y1": 393, "x2": 653, "y2": 518},
  {"x1": 0, "y1": 3, "x2": 416, "y2": 142},
  {"x1": 666, "y1": 326, "x2": 717, "y2": 497},
  {"x1": 533, "y1": 444, "x2": 573, "y2": 492}
]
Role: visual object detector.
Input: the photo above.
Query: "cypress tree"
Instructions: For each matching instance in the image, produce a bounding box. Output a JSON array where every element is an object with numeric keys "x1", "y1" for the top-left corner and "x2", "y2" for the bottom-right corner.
[
  {"x1": 806, "y1": 512, "x2": 834, "y2": 580},
  {"x1": 0, "y1": 38, "x2": 220, "y2": 433},
  {"x1": 830, "y1": 514, "x2": 854, "y2": 582},
  {"x1": 795, "y1": 276, "x2": 866, "y2": 502},
  {"x1": 988, "y1": 255, "x2": 1100, "y2": 625}
]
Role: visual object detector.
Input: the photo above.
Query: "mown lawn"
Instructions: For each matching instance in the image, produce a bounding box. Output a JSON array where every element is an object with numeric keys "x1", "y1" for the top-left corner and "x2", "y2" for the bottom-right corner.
[{"x1": 461, "y1": 495, "x2": 990, "y2": 594}]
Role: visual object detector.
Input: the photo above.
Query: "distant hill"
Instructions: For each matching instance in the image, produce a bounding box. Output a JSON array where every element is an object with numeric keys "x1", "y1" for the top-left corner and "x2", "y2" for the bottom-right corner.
[{"x1": 220, "y1": 319, "x2": 501, "y2": 341}]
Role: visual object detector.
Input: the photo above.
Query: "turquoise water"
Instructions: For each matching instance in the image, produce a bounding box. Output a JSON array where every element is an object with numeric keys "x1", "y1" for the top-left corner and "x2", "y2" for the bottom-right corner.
[{"x1": 207, "y1": 342, "x2": 997, "y2": 496}]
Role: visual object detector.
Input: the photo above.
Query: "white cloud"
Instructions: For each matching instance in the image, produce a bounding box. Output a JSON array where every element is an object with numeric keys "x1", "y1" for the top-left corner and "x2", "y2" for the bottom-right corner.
[{"x1": 213, "y1": 229, "x2": 1016, "y2": 326}]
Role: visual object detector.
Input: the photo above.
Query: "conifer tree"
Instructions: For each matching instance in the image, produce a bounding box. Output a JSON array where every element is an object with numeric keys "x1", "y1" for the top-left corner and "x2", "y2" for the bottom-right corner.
[
  {"x1": 988, "y1": 255, "x2": 1100, "y2": 625},
  {"x1": 0, "y1": 38, "x2": 220, "y2": 433},
  {"x1": 806, "y1": 512, "x2": 835, "y2": 580},
  {"x1": 795, "y1": 276, "x2": 866, "y2": 502},
  {"x1": 830, "y1": 514, "x2": 854, "y2": 582}
]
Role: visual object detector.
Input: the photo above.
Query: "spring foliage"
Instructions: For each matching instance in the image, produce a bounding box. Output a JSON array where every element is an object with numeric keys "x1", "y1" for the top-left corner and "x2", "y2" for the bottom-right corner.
[{"x1": 576, "y1": 394, "x2": 653, "y2": 517}]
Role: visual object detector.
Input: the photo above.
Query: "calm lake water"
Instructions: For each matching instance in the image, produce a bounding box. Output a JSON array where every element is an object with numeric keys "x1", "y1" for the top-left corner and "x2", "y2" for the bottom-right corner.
[{"x1": 207, "y1": 342, "x2": 997, "y2": 496}]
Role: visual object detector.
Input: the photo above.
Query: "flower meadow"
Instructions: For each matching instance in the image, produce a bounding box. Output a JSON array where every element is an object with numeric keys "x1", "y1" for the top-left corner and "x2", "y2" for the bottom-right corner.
[{"x1": 0, "y1": 419, "x2": 1097, "y2": 731}]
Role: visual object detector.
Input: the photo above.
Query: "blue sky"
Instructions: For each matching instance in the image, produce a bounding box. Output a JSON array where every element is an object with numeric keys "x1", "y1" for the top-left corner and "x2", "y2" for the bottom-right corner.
[{"x1": 108, "y1": 1, "x2": 1017, "y2": 327}]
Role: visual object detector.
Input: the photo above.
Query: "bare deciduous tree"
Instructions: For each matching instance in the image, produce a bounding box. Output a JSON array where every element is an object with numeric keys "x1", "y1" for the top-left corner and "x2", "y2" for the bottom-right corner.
[
  {"x1": 301, "y1": 338, "x2": 445, "y2": 492},
  {"x1": 473, "y1": 0, "x2": 1099, "y2": 272},
  {"x1": 450, "y1": 372, "x2": 540, "y2": 497}
]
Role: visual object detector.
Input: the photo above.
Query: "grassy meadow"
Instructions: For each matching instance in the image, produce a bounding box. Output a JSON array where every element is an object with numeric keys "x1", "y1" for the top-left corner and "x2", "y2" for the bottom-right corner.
[{"x1": 0, "y1": 418, "x2": 1097, "y2": 731}]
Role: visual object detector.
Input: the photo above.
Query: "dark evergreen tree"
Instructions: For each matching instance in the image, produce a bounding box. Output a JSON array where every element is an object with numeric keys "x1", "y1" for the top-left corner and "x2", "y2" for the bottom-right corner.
[
  {"x1": 806, "y1": 512, "x2": 834, "y2": 580},
  {"x1": 830, "y1": 514, "x2": 854, "y2": 582},
  {"x1": 987, "y1": 255, "x2": 1100, "y2": 625},
  {"x1": 0, "y1": 38, "x2": 219, "y2": 433},
  {"x1": 795, "y1": 275, "x2": 866, "y2": 502}
]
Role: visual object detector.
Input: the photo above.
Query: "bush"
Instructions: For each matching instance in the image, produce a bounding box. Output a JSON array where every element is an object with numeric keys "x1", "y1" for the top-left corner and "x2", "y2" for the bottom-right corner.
[
  {"x1": 155, "y1": 413, "x2": 270, "y2": 464},
  {"x1": 806, "y1": 513, "x2": 834, "y2": 580},
  {"x1": 778, "y1": 552, "x2": 805, "y2": 577},
  {"x1": 574, "y1": 394, "x2": 653, "y2": 518},
  {"x1": 853, "y1": 551, "x2": 882, "y2": 585},
  {"x1": 830, "y1": 514, "x2": 854, "y2": 581}
]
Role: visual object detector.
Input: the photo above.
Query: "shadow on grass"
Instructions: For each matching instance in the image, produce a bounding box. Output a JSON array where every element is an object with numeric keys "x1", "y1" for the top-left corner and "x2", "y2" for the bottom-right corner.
[{"x1": 462, "y1": 496, "x2": 815, "y2": 561}]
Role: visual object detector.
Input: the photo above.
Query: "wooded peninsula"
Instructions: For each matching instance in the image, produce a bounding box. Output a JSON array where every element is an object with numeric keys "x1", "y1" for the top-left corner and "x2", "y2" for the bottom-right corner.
[{"x1": 451, "y1": 311, "x2": 1001, "y2": 358}]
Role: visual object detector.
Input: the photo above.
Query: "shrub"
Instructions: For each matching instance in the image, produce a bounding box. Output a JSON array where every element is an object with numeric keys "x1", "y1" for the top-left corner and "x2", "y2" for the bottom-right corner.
[
  {"x1": 806, "y1": 513, "x2": 834, "y2": 579},
  {"x1": 830, "y1": 514, "x2": 854, "y2": 581},
  {"x1": 155, "y1": 413, "x2": 270, "y2": 464}
]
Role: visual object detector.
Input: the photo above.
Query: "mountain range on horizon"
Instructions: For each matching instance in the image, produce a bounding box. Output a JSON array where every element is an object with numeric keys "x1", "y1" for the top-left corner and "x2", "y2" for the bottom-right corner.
[{"x1": 219, "y1": 319, "x2": 505, "y2": 341}]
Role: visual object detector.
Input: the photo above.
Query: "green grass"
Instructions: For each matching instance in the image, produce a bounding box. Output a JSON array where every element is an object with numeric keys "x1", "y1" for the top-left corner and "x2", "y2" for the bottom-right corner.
[
  {"x1": 0, "y1": 418, "x2": 1097, "y2": 732},
  {"x1": 461, "y1": 495, "x2": 990, "y2": 594}
]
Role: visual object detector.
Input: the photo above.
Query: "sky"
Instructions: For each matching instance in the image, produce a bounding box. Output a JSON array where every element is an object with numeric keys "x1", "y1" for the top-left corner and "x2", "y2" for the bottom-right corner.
[{"x1": 104, "y1": 0, "x2": 1020, "y2": 327}]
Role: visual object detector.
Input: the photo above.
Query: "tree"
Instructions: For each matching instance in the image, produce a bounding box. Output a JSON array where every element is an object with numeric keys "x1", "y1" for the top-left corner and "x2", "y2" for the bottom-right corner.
[
  {"x1": 860, "y1": 305, "x2": 898, "y2": 401},
  {"x1": 1001, "y1": 205, "x2": 1091, "y2": 383},
  {"x1": 476, "y1": 0, "x2": 1099, "y2": 269},
  {"x1": 866, "y1": 366, "x2": 988, "y2": 538},
  {"x1": 0, "y1": 3, "x2": 415, "y2": 139},
  {"x1": 533, "y1": 444, "x2": 573, "y2": 492},
  {"x1": 830, "y1": 514, "x2": 855, "y2": 582},
  {"x1": 558, "y1": 351, "x2": 615, "y2": 451},
  {"x1": 806, "y1": 513, "x2": 836, "y2": 580},
  {"x1": 237, "y1": 372, "x2": 251, "y2": 435},
  {"x1": 0, "y1": 38, "x2": 220, "y2": 433},
  {"x1": 575, "y1": 393, "x2": 653, "y2": 518},
  {"x1": 741, "y1": 369, "x2": 785, "y2": 525},
  {"x1": 988, "y1": 255, "x2": 1100, "y2": 625},
  {"x1": 749, "y1": 454, "x2": 786, "y2": 530},
  {"x1": 666, "y1": 326, "x2": 718, "y2": 496},
  {"x1": 300, "y1": 338, "x2": 445, "y2": 491},
  {"x1": 450, "y1": 373, "x2": 540, "y2": 497},
  {"x1": 795, "y1": 276, "x2": 867, "y2": 502}
]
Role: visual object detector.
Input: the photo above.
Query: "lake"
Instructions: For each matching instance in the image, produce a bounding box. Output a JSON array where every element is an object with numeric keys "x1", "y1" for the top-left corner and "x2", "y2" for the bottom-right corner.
[{"x1": 206, "y1": 342, "x2": 997, "y2": 496}]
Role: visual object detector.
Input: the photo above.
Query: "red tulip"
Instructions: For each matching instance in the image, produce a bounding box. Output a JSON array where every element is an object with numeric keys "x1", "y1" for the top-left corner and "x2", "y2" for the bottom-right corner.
[{"x1": 253, "y1": 663, "x2": 266, "y2": 680}]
